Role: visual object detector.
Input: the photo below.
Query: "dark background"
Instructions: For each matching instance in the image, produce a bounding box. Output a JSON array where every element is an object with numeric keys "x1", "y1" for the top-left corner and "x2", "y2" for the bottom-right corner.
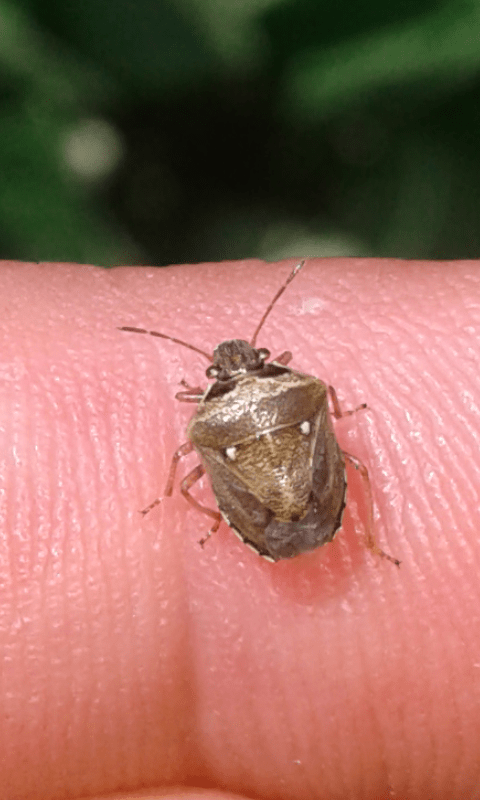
[{"x1": 3, "y1": 0, "x2": 480, "y2": 266}]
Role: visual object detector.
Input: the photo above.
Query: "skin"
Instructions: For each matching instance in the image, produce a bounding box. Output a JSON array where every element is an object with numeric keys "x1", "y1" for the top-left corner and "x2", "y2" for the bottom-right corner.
[{"x1": 0, "y1": 257, "x2": 478, "y2": 800}]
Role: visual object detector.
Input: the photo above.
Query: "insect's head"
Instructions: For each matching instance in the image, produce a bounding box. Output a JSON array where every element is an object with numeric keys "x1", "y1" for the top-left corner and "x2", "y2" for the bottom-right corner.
[
  {"x1": 206, "y1": 340, "x2": 270, "y2": 382},
  {"x1": 206, "y1": 259, "x2": 305, "y2": 382},
  {"x1": 119, "y1": 260, "x2": 305, "y2": 377}
]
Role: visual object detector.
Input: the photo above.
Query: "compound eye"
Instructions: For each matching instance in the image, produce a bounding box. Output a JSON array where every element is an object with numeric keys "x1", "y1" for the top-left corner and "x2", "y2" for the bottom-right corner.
[
  {"x1": 206, "y1": 365, "x2": 219, "y2": 379},
  {"x1": 257, "y1": 348, "x2": 270, "y2": 361}
]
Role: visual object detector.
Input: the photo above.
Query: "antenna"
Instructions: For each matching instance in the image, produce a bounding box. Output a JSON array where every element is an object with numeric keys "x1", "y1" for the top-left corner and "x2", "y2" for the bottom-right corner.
[
  {"x1": 250, "y1": 260, "x2": 305, "y2": 347},
  {"x1": 118, "y1": 327, "x2": 213, "y2": 362}
]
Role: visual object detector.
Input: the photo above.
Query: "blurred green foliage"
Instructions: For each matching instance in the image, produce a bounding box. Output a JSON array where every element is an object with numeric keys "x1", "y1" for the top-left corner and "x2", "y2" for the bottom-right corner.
[{"x1": 2, "y1": 0, "x2": 480, "y2": 264}]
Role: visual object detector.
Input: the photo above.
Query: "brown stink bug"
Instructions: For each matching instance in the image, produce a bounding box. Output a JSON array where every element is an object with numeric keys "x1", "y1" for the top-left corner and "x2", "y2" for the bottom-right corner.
[{"x1": 119, "y1": 261, "x2": 400, "y2": 566}]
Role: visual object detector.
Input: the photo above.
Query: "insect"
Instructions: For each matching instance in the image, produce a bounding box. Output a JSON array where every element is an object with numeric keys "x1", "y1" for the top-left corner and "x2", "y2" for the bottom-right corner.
[{"x1": 119, "y1": 261, "x2": 399, "y2": 566}]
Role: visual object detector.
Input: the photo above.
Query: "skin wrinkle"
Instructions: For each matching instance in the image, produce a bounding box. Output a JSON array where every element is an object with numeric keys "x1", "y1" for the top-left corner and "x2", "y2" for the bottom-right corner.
[
  {"x1": 0, "y1": 259, "x2": 479, "y2": 800},
  {"x1": 326, "y1": 318, "x2": 454, "y2": 776},
  {"x1": 396, "y1": 343, "x2": 480, "y2": 570}
]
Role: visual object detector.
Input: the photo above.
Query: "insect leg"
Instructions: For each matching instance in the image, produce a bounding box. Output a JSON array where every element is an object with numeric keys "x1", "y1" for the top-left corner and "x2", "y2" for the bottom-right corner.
[
  {"x1": 140, "y1": 498, "x2": 163, "y2": 516},
  {"x1": 328, "y1": 385, "x2": 367, "y2": 419},
  {"x1": 273, "y1": 351, "x2": 293, "y2": 366},
  {"x1": 175, "y1": 390, "x2": 204, "y2": 402},
  {"x1": 343, "y1": 450, "x2": 400, "y2": 567},
  {"x1": 175, "y1": 379, "x2": 204, "y2": 403},
  {"x1": 139, "y1": 440, "x2": 195, "y2": 515},
  {"x1": 179, "y1": 464, "x2": 222, "y2": 546},
  {"x1": 179, "y1": 378, "x2": 204, "y2": 392},
  {"x1": 163, "y1": 440, "x2": 196, "y2": 498}
]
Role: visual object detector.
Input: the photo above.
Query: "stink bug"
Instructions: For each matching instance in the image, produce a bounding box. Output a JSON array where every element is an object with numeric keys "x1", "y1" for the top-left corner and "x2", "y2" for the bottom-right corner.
[{"x1": 119, "y1": 262, "x2": 399, "y2": 566}]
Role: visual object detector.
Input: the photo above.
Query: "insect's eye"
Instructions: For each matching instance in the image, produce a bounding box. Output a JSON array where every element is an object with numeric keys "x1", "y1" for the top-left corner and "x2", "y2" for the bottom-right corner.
[
  {"x1": 206, "y1": 365, "x2": 219, "y2": 378},
  {"x1": 223, "y1": 446, "x2": 238, "y2": 461}
]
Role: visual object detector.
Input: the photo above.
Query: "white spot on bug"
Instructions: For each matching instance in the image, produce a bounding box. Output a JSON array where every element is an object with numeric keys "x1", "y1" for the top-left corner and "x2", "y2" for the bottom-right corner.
[
  {"x1": 300, "y1": 421, "x2": 310, "y2": 435},
  {"x1": 225, "y1": 446, "x2": 237, "y2": 460}
]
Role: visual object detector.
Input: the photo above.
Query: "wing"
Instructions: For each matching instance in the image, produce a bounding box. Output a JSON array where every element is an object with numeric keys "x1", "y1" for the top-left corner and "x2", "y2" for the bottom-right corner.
[
  {"x1": 196, "y1": 407, "x2": 346, "y2": 561},
  {"x1": 197, "y1": 444, "x2": 275, "y2": 557},
  {"x1": 263, "y1": 421, "x2": 346, "y2": 560}
]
